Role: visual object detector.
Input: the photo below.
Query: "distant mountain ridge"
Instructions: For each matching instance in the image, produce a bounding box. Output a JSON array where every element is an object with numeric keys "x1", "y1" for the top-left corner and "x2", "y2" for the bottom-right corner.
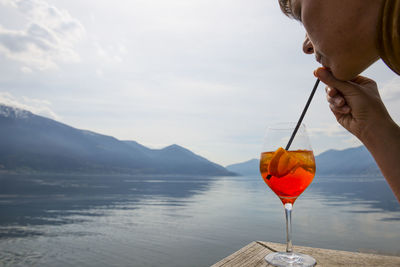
[
  {"x1": 226, "y1": 159, "x2": 259, "y2": 176},
  {"x1": 315, "y1": 146, "x2": 381, "y2": 176},
  {"x1": 226, "y1": 146, "x2": 383, "y2": 177},
  {"x1": 0, "y1": 104, "x2": 234, "y2": 176}
]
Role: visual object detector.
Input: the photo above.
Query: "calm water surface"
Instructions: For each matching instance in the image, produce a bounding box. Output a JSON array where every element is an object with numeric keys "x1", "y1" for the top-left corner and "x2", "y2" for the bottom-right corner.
[{"x1": 0, "y1": 174, "x2": 399, "y2": 266}]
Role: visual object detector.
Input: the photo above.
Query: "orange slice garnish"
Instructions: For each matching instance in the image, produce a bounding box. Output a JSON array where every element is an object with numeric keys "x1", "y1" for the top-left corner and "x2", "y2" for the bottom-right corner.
[{"x1": 268, "y1": 147, "x2": 300, "y2": 178}]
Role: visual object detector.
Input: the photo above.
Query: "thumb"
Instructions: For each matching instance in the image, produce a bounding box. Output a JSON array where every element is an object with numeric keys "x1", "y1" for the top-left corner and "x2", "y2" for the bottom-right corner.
[{"x1": 314, "y1": 67, "x2": 355, "y2": 96}]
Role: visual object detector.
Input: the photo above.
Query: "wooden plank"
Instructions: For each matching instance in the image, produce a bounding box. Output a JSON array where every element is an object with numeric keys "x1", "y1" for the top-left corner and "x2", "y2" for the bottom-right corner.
[{"x1": 211, "y1": 241, "x2": 400, "y2": 267}]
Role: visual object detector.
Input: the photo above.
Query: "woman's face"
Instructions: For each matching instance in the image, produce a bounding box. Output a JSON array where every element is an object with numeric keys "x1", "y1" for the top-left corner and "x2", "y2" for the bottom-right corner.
[{"x1": 287, "y1": 0, "x2": 382, "y2": 81}]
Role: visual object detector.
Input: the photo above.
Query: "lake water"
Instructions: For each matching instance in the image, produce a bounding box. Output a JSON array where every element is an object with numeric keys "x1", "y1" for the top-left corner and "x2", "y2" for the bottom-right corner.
[{"x1": 0, "y1": 174, "x2": 399, "y2": 266}]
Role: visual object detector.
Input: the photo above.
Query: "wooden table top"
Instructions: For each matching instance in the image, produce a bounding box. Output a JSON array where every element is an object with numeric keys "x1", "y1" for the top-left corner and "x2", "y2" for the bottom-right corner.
[{"x1": 211, "y1": 241, "x2": 400, "y2": 267}]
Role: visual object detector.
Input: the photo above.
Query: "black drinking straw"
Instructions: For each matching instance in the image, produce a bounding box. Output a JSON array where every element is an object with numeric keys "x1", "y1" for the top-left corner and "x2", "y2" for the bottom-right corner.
[{"x1": 266, "y1": 78, "x2": 320, "y2": 180}]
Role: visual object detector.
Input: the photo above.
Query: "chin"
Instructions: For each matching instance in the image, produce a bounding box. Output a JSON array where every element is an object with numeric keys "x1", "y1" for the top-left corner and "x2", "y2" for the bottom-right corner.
[{"x1": 330, "y1": 67, "x2": 358, "y2": 81}]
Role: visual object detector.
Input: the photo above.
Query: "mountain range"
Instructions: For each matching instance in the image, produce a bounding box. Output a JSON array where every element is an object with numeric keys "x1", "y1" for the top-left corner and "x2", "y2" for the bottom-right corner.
[
  {"x1": 0, "y1": 104, "x2": 234, "y2": 176},
  {"x1": 226, "y1": 146, "x2": 383, "y2": 177},
  {"x1": 0, "y1": 104, "x2": 384, "y2": 177}
]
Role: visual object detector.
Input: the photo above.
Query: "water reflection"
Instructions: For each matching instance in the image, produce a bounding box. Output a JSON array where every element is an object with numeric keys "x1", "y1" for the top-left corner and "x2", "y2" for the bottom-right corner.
[
  {"x1": 0, "y1": 174, "x2": 399, "y2": 267},
  {"x1": 309, "y1": 176, "x2": 400, "y2": 218},
  {"x1": 0, "y1": 174, "x2": 214, "y2": 237}
]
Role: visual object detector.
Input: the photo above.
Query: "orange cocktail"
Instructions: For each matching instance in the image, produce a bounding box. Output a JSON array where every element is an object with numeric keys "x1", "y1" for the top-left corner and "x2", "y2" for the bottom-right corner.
[
  {"x1": 260, "y1": 122, "x2": 317, "y2": 266},
  {"x1": 260, "y1": 147, "x2": 315, "y2": 204}
]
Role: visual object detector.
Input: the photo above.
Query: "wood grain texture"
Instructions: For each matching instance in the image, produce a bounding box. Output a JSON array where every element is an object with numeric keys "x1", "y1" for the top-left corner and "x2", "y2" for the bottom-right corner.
[{"x1": 211, "y1": 241, "x2": 400, "y2": 267}]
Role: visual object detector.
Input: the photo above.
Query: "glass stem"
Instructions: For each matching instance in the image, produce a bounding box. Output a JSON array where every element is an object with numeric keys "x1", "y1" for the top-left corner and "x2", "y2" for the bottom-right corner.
[{"x1": 284, "y1": 203, "x2": 293, "y2": 253}]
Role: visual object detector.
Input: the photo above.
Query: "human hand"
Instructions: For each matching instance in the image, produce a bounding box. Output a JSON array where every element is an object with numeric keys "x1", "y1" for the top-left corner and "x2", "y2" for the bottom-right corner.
[{"x1": 314, "y1": 67, "x2": 392, "y2": 141}]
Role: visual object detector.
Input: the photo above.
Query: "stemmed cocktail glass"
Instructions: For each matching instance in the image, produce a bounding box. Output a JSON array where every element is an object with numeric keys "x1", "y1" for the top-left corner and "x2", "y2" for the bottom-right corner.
[{"x1": 259, "y1": 122, "x2": 316, "y2": 267}]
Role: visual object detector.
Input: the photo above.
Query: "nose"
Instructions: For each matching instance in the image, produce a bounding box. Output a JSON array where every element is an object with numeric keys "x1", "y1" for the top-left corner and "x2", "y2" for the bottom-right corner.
[{"x1": 302, "y1": 34, "x2": 314, "y2": 54}]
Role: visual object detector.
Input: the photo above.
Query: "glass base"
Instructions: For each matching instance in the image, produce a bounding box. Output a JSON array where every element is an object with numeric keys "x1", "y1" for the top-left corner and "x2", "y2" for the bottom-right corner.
[{"x1": 265, "y1": 252, "x2": 316, "y2": 267}]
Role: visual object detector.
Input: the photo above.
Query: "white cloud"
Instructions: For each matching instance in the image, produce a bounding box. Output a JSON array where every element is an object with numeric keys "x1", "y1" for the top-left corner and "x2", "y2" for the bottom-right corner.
[
  {"x1": 0, "y1": 91, "x2": 60, "y2": 120},
  {"x1": 381, "y1": 77, "x2": 400, "y2": 102},
  {"x1": 343, "y1": 135, "x2": 362, "y2": 147},
  {"x1": 379, "y1": 77, "x2": 400, "y2": 124},
  {"x1": 0, "y1": 0, "x2": 85, "y2": 70},
  {"x1": 308, "y1": 123, "x2": 348, "y2": 138},
  {"x1": 20, "y1": 65, "x2": 32, "y2": 73},
  {"x1": 0, "y1": 0, "x2": 392, "y2": 165},
  {"x1": 94, "y1": 42, "x2": 126, "y2": 63},
  {"x1": 307, "y1": 123, "x2": 363, "y2": 156}
]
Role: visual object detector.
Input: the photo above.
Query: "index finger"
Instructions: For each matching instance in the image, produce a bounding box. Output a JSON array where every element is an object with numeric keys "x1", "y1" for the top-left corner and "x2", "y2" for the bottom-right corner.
[{"x1": 325, "y1": 86, "x2": 338, "y2": 97}]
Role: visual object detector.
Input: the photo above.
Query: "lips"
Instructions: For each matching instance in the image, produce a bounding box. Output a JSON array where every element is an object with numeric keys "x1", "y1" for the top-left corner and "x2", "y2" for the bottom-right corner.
[
  {"x1": 315, "y1": 53, "x2": 322, "y2": 64},
  {"x1": 315, "y1": 53, "x2": 330, "y2": 70}
]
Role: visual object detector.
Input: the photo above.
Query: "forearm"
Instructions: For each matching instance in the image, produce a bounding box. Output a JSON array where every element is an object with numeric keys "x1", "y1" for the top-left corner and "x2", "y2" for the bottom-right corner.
[
  {"x1": 361, "y1": 118, "x2": 400, "y2": 202},
  {"x1": 315, "y1": 68, "x2": 400, "y2": 201}
]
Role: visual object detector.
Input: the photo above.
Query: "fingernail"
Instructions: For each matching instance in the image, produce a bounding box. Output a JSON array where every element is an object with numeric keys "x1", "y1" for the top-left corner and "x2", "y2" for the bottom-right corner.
[
  {"x1": 315, "y1": 67, "x2": 326, "y2": 77},
  {"x1": 334, "y1": 98, "x2": 342, "y2": 105}
]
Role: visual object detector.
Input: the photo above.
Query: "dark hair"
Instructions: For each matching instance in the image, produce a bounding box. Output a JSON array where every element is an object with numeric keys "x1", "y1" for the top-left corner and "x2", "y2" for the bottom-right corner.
[{"x1": 278, "y1": 0, "x2": 294, "y2": 18}]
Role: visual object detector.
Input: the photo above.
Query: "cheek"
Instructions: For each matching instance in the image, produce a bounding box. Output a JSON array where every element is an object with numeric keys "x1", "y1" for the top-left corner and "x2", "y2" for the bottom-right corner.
[
  {"x1": 302, "y1": 18, "x2": 327, "y2": 54},
  {"x1": 304, "y1": 18, "x2": 353, "y2": 65},
  {"x1": 302, "y1": 3, "x2": 346, "y2": 58}
]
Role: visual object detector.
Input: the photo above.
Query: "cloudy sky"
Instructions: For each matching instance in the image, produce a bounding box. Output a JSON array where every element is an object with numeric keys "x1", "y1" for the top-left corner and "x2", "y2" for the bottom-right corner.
[{"x1": 1, "y1": 0, "x2": 399, "y2": 166}]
